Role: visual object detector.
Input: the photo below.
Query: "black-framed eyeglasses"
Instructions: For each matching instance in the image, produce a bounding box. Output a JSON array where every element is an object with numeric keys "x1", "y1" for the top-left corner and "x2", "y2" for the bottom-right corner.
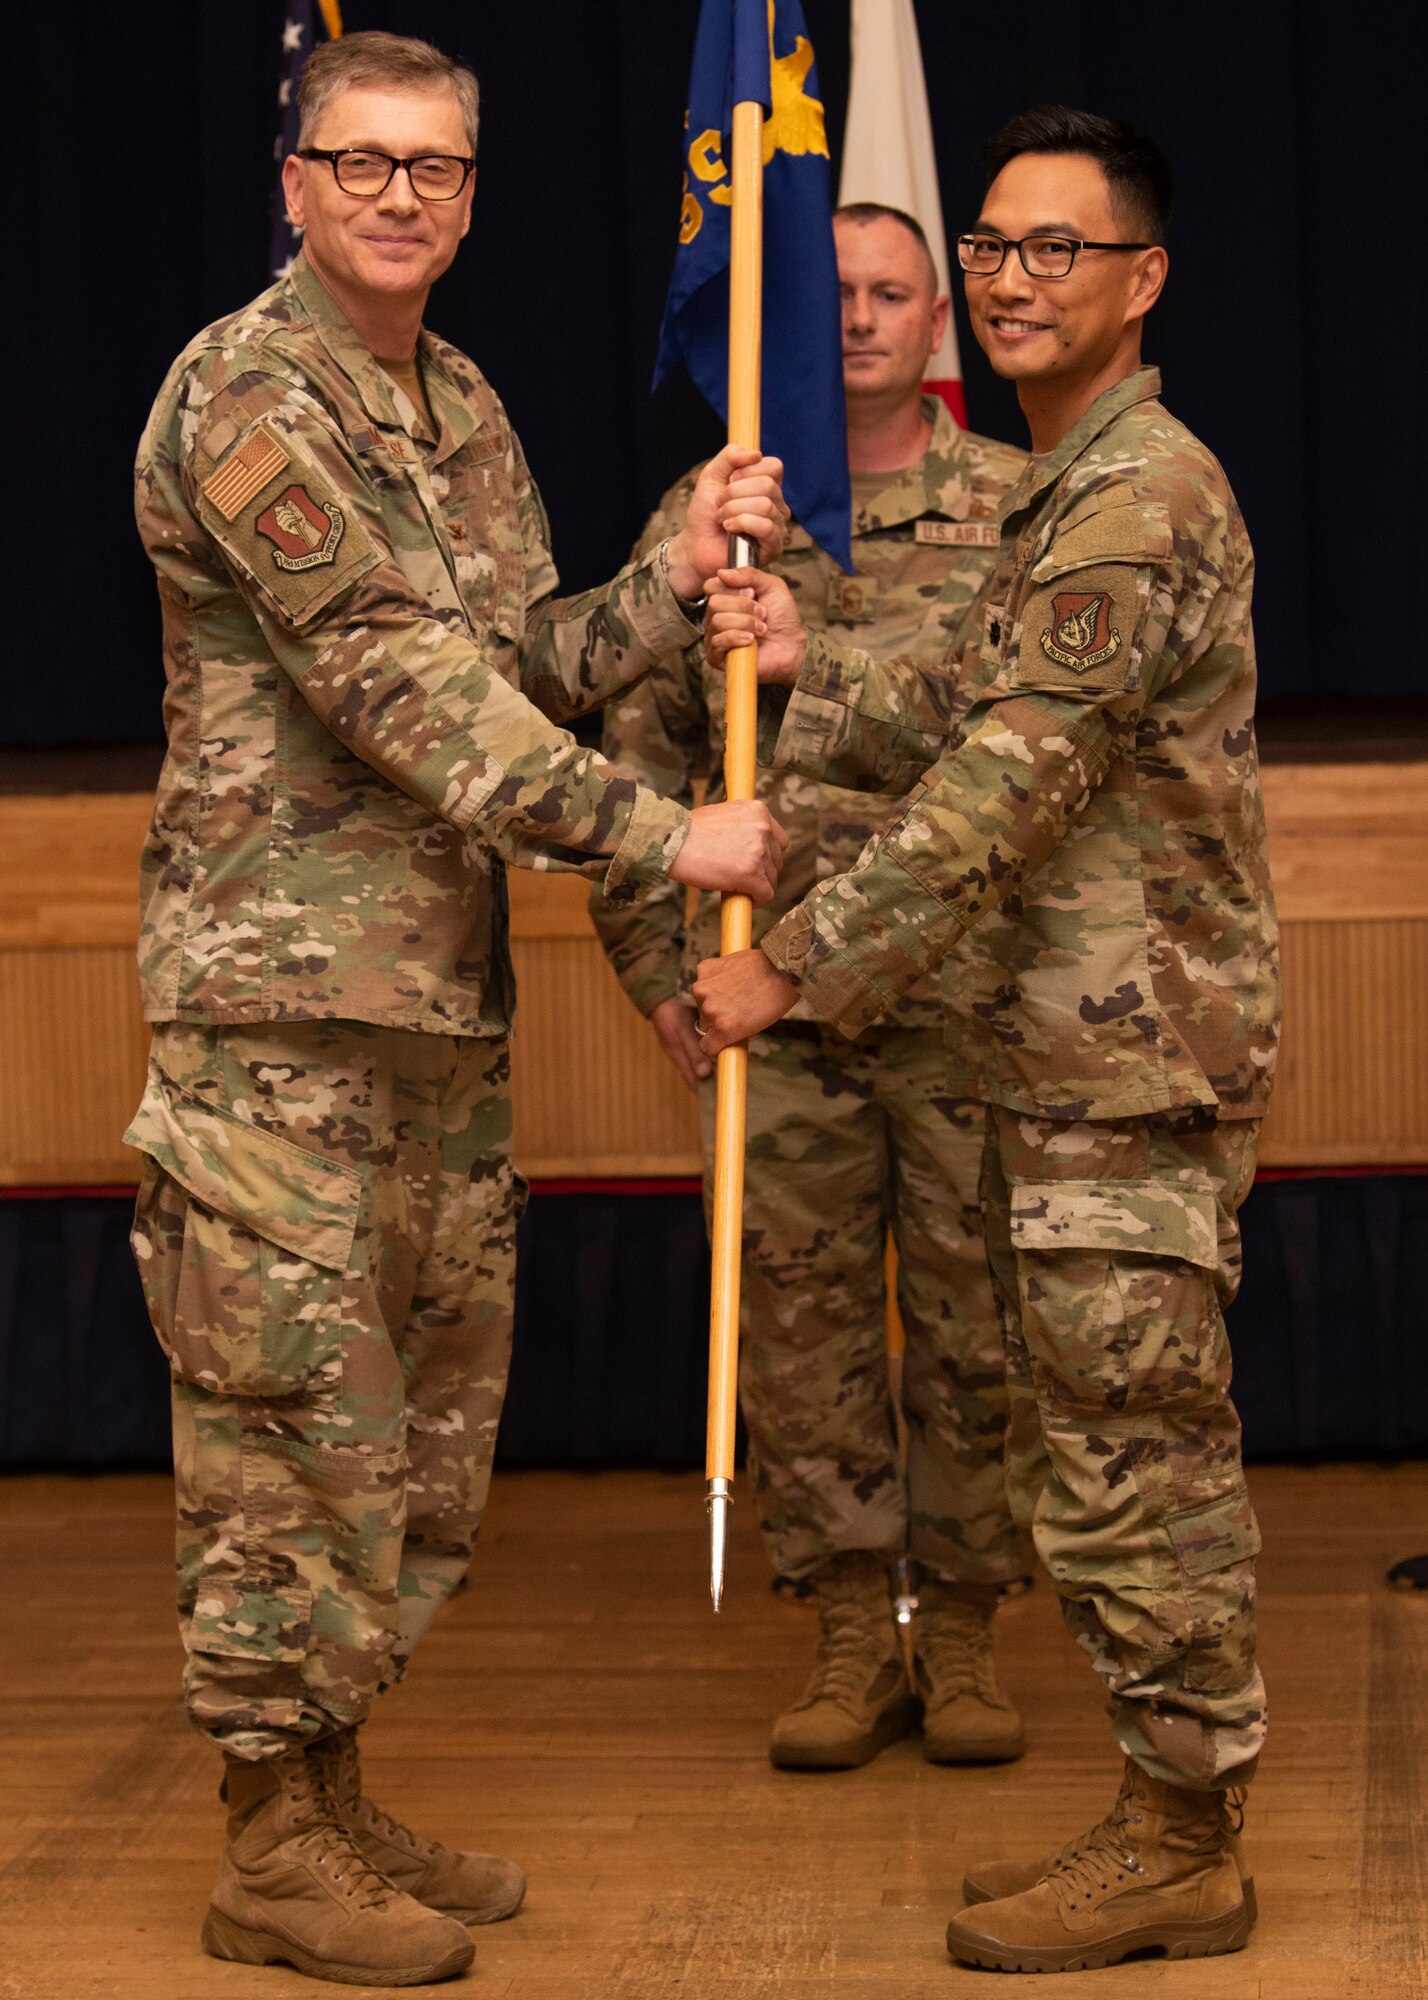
[
  {"x1": 956, "y1": 232, "x2": 1154, "y2": 279},
  {"x1": 298, "y1": 148, "x2": 474, "y2": 201}
]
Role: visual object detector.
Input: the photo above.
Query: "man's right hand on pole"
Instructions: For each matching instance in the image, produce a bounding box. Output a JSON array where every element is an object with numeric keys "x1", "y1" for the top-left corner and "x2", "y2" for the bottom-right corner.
[
  {"x1": 703, "y1": 566, "x2": 808, "y2": 686},
  {"x1": 669, "y1": 799, "x2": 787, "y2": 903}
]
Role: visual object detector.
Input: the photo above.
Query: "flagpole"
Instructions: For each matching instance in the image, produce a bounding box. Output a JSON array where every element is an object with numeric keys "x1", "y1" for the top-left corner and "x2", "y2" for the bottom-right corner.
[{"x1": 705, "y1": 94, "x2": 764, "y2": 1614}]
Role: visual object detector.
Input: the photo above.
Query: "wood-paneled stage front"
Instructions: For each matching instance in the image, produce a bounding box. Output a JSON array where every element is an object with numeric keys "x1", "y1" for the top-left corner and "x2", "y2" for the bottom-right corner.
[{"x1": 3, "y1": 1462, "x2": 1424, "y2": 1998}]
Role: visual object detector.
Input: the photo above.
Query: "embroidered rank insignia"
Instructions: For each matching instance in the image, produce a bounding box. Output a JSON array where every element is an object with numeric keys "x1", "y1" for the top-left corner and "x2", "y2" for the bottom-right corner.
[
  {"x1": 255, "y1": 484, "x2": 347, "y2": 571},
  {"x1": 826, "y1": 574, "x2": 878, "y2": 623},
  {"x1": 1041, "y1": 589, "x2": 1120, "y2": 672},
  {"x1": 915, "y1": 519, "x2": 1000, "y2": 547},
  {"x1": 202, "y1": 425, "x2": 291, "y2": 521}
]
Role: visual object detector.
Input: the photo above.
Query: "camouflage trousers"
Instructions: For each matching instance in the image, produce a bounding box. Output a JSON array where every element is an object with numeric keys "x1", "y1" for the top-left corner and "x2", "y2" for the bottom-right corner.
[
  {"x1": 701, "y1": 1020, "x2": 1024, "y2": 1586},
  {"x1": 126, "y1": 1019, "x2": 522, "y2": 1761},
  {"x1": 984, "y1": 1103, "x2": 1265, "y2": 1790}
]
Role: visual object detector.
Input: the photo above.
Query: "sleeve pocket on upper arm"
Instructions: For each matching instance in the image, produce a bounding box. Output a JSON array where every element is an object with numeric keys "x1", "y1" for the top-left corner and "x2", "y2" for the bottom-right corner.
[
  {"x1": 1008, "y1": 503, "x2": 1174, "y2": 701},
  {"x1": 197, "y1": 422, "x2": 382, "y2": 629}
]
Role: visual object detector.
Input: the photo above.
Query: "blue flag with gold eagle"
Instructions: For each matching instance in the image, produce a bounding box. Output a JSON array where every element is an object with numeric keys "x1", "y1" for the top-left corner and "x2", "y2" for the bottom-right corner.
[{"x1": 655, "y1": 0, "x2": 851, "y2": 570}]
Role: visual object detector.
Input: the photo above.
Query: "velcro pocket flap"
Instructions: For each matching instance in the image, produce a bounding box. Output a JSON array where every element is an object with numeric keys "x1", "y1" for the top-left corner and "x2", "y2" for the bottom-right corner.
[
  {"x1": 124, "y1": 1060, "x2": 360, "y2": 1271},
  {"x1": 1029, "y1": 501, "x2": 1174, "y2": 582},
  {"x1": 1168, "y1": 1493, "x2": 1262, "y2": 1577},
  {"x1": 190, "y1": 1577, "x2": 312, "y2": 1663},
  {"x1": 1008, "y1": 1176, "x2": 1219, "y2": 1270}
]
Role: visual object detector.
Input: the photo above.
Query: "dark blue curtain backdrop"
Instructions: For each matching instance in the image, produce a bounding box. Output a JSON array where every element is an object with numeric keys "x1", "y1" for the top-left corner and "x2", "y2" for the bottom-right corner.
[
  {"x1": 4, "y1": 0, "x2": 1422, "y2": 746},
  {"x1": 4, "y1": 1179, "x2": 1427, "y2": 1469}
]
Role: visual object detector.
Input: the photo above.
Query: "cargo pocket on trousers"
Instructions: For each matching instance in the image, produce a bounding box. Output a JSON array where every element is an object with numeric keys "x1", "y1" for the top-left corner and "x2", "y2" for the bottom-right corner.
[
  {"x1": 189, "y1": 1575, "x2": 313, "y2": 1665},
  {"x1": 1008, "y1": 1174, "x2": 1221, "y2": 1413},
  {"x1": 1167, "y1": 1492, "x2": 1262, "y2": 1693},
  {"x1": 125, "y1": 1055, "x2": 361, "y2": 1398}
]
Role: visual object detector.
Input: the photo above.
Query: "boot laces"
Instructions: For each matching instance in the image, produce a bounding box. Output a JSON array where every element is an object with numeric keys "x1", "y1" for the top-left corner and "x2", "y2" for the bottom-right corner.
[
  {"x1": 915, "y1": 1595, "x2": 996, "y2": 1700},
  {"x1": 804, "y1": 1570, "x2": 891, "y2": 1709},
  {"x1": 1047, "y1": 1768, "x2": 1227, "y2": 1912},
  {"x1": 360, "y1": 1797, "x2": 435, "y2": 1861},
  {"x1": 1224, "y1": 1784, "x2": 1248, "y2": 1838},
  {"x1": 291, "y1": 1813, "x2": 400, "y2": 1906},
  {"x1": 310, "y1": 1731, "x2": 435, "y2": 1862},
  {"x1": 1046, "y1": 1786, "x2": 1145, "y2": 1911},
  {"x1": 281, "y1": 1763, "x2": 398, "y2": 1907}
]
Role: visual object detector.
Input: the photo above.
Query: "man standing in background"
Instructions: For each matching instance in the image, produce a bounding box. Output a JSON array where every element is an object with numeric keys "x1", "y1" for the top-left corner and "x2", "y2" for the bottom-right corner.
[
  {"x1": 127, "y1": 31, "x2": 787, "y2": 1987},
  {"x1": 594, "y1": 204, "x2": 1029, "y2": 1774}
]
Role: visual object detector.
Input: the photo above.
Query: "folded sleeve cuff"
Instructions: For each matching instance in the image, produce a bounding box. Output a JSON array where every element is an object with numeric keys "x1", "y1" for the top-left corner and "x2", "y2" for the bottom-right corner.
[
  {"x1": 760, "y1": 897, "x2": 898, "y2": 1041},
  {"x1": 603, "y1": 786, "x2": 691, "y2": 897},
  {"x1": 798, "y1": 628, "x2": 863, "y2": 702},
  {"x1": 622, "y1": 548, "x2": 703, "y2": 660},
  {"x1": 627, "y1": 964, "x2": 686, "y2": 1017},
  {"x1": 760, "y1": 906, "x2": 812, "y2": 983}
]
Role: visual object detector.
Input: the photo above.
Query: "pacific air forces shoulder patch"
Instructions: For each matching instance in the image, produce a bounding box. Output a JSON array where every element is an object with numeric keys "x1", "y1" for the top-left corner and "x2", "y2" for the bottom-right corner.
[
  {"x1": 1042, "y1": 587, "x2": 1119, "y2": 671},
  {"x1": 1009, "y1": 560, "x2": 1145, "y2": 698}
]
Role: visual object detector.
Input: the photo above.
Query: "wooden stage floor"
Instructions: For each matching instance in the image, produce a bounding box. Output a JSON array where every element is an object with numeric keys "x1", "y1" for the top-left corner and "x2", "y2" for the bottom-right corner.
[{"x1": 3, "y1": 1463, "x2": 1426, "y2": 1999}]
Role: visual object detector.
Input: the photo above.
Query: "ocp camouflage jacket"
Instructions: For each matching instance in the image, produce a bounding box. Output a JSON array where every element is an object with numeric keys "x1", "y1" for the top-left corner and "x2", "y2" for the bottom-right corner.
[
  {"x1": 760, "y1": 369, "x2": 1281, "y2": 1122},
  {"x1": 134, "y1": 255, "x2": 695, "y2": 1037}
]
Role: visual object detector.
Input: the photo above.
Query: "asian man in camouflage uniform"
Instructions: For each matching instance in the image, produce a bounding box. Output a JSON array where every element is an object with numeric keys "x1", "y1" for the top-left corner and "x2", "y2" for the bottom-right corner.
[
  {"x1": 698, "y1": 110, "x2": 1278, "y2": 1973},
  {"x1": 593, "y1": 206, "x2": 1030, "y2": 1774},
  {"x1": 125, "y1": 31, "x2": 788, "y2": 1988}
]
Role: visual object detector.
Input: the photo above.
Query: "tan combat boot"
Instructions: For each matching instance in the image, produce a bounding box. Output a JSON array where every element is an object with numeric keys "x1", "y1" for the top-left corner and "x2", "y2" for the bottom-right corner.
[
  {"x1": 203, "y1": 1750, "x2": 475, "y2": 1985},
  {"x1": 962, "y1": 1782, "x2": 1256, "y2": 1923},
  {"x1": 946, "y1": 1759, "x2": 1254, "y2": 1972},
  {"x1": 912, "y1": 1577, "x2": 1025, "y2": 1764},
  {"x1": 769, "y1": 1551, "x2": 919, "y2": 1770},
  {"x1": 311, "y1": 1725, "x2": 525, "y2": 1925}
]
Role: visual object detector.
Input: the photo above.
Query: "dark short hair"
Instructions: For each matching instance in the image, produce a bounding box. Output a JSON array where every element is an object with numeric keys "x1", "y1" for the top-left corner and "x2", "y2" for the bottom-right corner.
[
  {"x1": 981, "y1": 106, "x2": 1173, "y2": 243},
  {"x1": 834, "y1": 202, "x2": 939, "y2": 286}
]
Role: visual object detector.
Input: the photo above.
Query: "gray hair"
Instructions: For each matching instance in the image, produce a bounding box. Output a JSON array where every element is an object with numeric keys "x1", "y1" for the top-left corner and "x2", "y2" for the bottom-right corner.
[{"x1": 297, "y1": 30, "x2": 479, "y2": 153}]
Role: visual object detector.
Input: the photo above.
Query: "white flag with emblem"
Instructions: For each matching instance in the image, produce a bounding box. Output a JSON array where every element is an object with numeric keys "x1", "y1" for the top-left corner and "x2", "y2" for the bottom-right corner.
[{"x1": 837, "y1": 0, "x2": 965, "y2": 424}]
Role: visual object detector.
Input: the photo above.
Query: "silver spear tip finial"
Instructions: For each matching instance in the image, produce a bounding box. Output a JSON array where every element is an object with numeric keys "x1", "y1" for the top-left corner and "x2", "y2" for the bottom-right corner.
[{"x1": 706, "y1": 1477, "x2": 733, "y2": 1613}]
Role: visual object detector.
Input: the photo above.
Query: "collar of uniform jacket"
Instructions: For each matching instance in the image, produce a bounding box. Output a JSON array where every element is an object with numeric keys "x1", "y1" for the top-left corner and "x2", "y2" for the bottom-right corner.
[
  {"x1": 783, "y1": 396, "x2": 979, "y2": 556},
  {"x1": 1003, "y1": 364, "x2": 1163, "y2": 519},
  {"x1": 849, "y1": 395, "x2": 964, "y2": 534},
  {"x1": 287, "y1": 253, "x2": 484, "y2": 466}
]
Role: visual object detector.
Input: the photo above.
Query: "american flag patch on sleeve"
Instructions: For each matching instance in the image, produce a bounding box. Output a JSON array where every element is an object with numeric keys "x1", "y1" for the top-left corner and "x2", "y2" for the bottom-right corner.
[{"x1": 202, "y1": 425, "x2": 292, "y2": 521}]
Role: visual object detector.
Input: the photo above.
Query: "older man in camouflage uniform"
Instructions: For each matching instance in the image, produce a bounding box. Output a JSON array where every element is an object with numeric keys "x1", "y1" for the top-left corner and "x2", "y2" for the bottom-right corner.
[
  {"x1": 594, "y1": 205, "x2": 1029, "y2": 1773},
  {"x1": 699, "y1": 110, "x2": 1278, "y2": 1973},
  {"x1": 126, "y1": 32, "x2": 787, "y2": 1988}
]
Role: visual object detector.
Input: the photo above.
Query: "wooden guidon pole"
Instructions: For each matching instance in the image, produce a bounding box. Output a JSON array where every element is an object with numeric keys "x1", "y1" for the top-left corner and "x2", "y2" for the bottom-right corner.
[{"x1": 706, "y1": 96, "x2": 764, "y2": 1613}]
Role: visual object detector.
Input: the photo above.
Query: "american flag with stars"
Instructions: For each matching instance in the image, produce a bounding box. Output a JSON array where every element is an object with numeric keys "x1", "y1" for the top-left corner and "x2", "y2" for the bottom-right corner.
[{"x1": 269, "y1": 0, "x2": 343, "y2": 281}]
